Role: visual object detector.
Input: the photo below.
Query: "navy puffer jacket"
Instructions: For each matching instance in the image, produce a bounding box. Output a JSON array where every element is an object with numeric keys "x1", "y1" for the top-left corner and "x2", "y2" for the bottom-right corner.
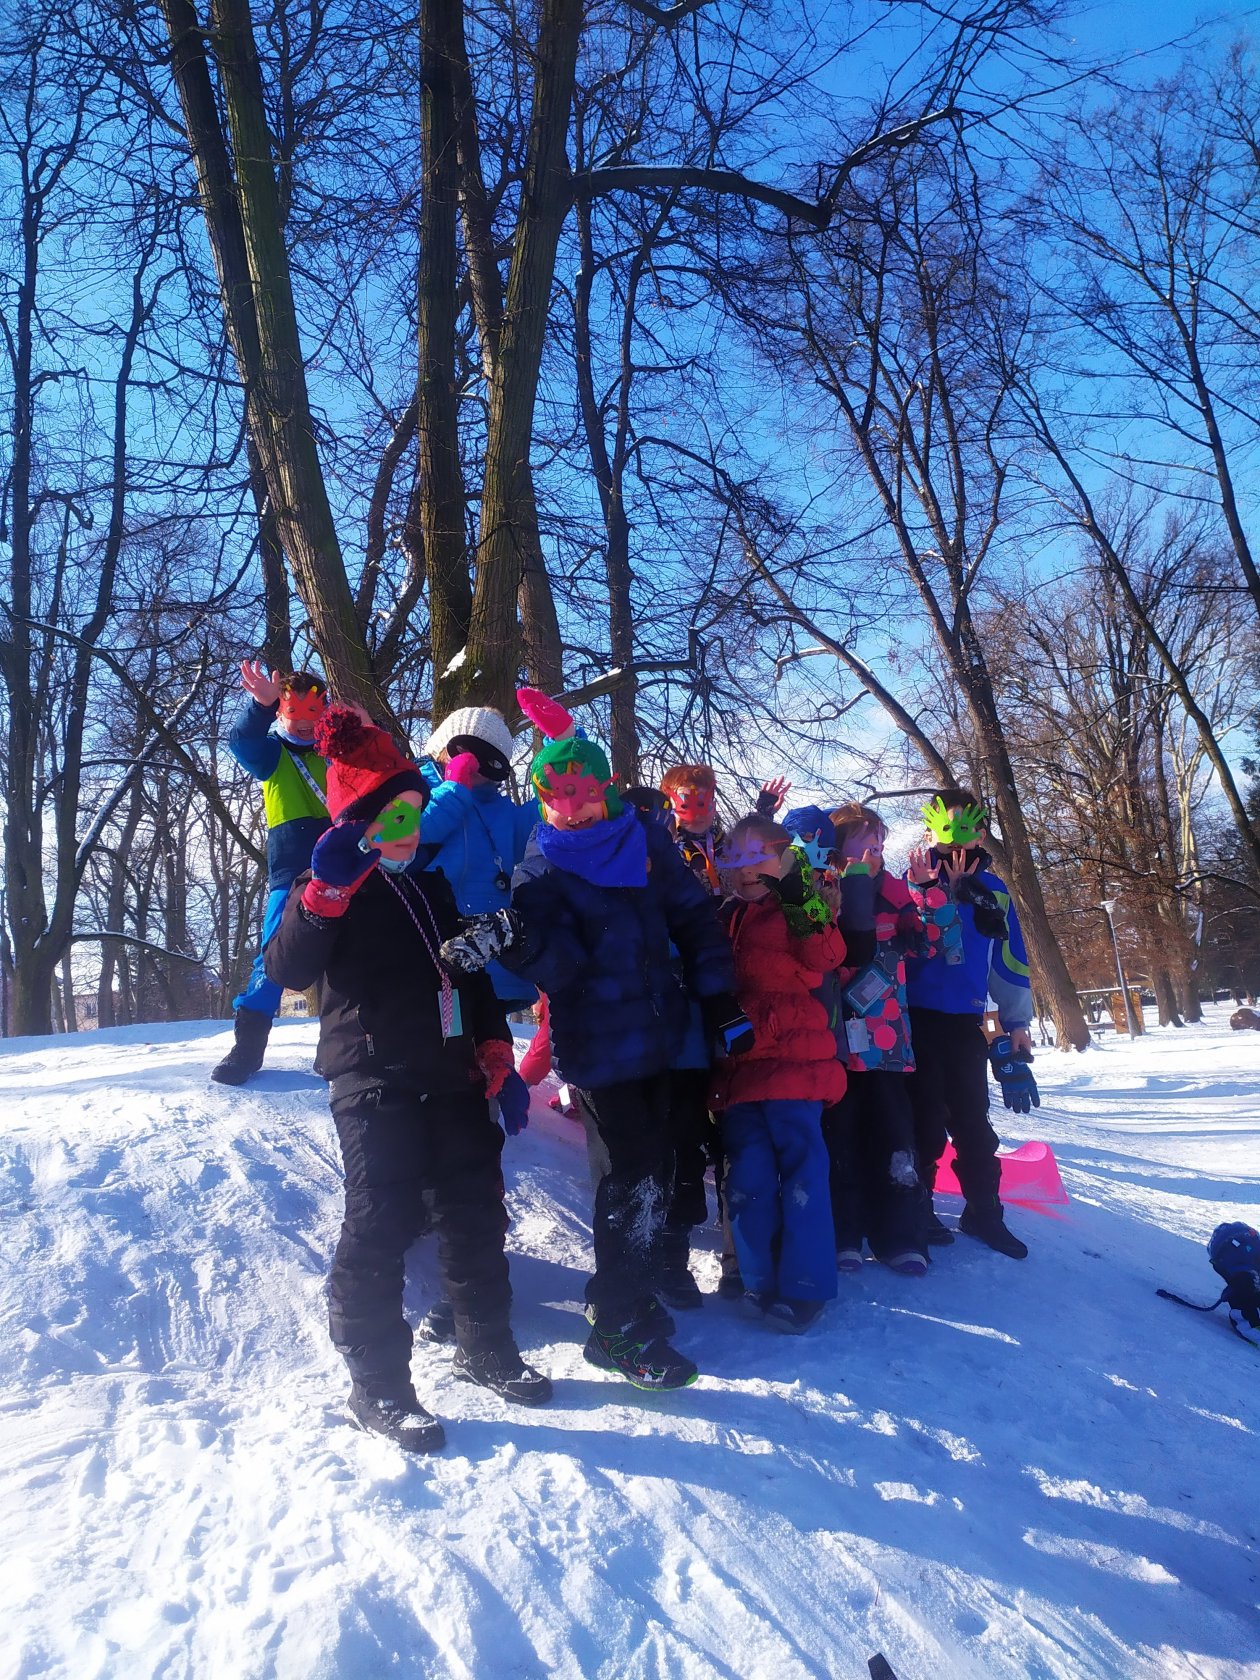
[{"x1": 502, "y1": 818, "x2": 735, "y2": 1088}]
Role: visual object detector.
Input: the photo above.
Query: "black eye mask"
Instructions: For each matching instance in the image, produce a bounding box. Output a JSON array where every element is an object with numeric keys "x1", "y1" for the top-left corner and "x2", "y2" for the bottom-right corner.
[{"x1": 447, "y1": 734, "x2": 511, "y2": 783}]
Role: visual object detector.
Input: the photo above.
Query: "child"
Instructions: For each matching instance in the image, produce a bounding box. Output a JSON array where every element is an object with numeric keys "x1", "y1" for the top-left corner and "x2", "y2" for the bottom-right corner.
[
  {"x1": 441, "y1": 694, "x2": 746, "y2": 1391},
  {"x1": 713, "y1": 814, "x2": 846, "y2": 1331},
  {"x1": 904, "y1": 789, "x2": 1035, "y2": 1259},
  {"x1": 416, "y1": 706, "x2": 539, "y2": 1011},
  {"x1": 661, "y1": 763, "x2": 723, "y2": 890},
  {"x1": 213, "y1": 662, "x2": 330, "y2": 1085},
  {"x1": 265, "y1": 705, "x2": 550, "y2": 1452},
  {"x1": 812, "y1": 801, "x2": 947, "y2": 1276}
]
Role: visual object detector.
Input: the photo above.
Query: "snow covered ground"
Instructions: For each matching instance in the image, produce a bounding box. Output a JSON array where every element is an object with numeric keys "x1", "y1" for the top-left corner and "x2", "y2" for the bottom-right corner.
[{"x1": 1, "y1": 1008, "x2": 1258, "y2": 1680}]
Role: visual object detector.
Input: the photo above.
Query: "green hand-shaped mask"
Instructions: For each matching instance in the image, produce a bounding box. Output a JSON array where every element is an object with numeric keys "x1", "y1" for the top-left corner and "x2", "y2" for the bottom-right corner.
[
  {"x1": 922, "y1": 796, "x2": 988, "y2": 848},
  {"x1": 365, "y1": 797, "x2": 424, "y2": 848}
]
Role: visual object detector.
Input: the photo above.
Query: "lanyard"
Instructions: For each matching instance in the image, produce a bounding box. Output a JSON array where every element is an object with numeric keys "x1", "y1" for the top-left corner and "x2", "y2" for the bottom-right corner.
[
  {"x1": 282, "y1": 743, "x2": 328, "y2": 810},
  {"x1": 383, "y1": 873, "x2": 455, "y2": 1037}
]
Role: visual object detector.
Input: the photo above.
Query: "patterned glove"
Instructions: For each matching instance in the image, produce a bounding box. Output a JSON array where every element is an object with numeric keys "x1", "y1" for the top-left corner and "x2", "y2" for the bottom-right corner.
[
  {"x1": 439, "y1": 909, "x2": 523, "y2": 975},
  {"x1": 496, "y1": 1071, "x2": 531, "y2": 1137},
  {"x1": 955, "y1": 874, "x2": 1006, "y2": 941},
  {"x1": 989, "y1": 1034, "x2": 1040, "y2": 1114},
  {"x1": 301, "y1": 821, "x2": 378, "y2": 918}
]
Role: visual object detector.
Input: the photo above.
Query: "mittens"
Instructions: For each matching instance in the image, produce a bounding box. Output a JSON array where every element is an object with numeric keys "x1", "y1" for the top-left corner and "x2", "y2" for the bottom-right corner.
[
  {"x1": 301, "y1": 821, "x2": 379, "y2": 918},
  {"x1": 496, "y1": 1071, "x2": 531, "y2": 1136},
  {"x1": 445, "y1": 751, "x2": 480, "y2": 788},
  {"x1": 955, "y1": 874, "x2": 1006, "y2": 941},
  {"x1": 702, "y1": 993, "x2": 755, "y2": 1058},
  {"x1": 989, "y1": 1034, "x2": 1040, "y2": 1114},
  {"x1": 476, "y1": 1038, "x2": 515, "y2": 1097},
  {"x1": 439, "y1": 909, "x2": 523, "y2": 974}
]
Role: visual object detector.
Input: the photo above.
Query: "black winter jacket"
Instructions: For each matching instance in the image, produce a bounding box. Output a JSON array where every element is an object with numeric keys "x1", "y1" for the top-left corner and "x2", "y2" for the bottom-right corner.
[{"x1": 264, "y1": 866, "x2": 510, "y2": 1094}]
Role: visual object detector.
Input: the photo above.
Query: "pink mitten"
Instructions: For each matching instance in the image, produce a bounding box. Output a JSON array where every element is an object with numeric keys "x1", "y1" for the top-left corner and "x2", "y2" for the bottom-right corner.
[
  {"x1": 446, "y1": 751, "x2": 480, "y2": 787},
  {"x1": 476, "y1": 1038, "x2": 515, "y2": 1098},
  {"x1": 516, "y1": 686, "x2": 575, "y2": 740}
]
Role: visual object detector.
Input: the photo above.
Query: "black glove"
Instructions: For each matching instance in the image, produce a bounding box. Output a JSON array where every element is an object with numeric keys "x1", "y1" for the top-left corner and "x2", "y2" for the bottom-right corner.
[
  {"x1": 439, "y1": 909, "x2": 523, "y2": 975},
  {"x1": 955, "y1": 874, "x2": 1006, "y2": 941},
  {"x1": 701, "y1": 992, "x2": 755, "y2": 1057},
  {"x1": 1223, "y1": 1270, "x2": 1260, "y2": 1329},
  {"x1": 988, "y1": 1034, "x2": 1039, "y2": 1114},
  {"x1": 758, "y1": 865, "x2": 808, "y2": 908}
]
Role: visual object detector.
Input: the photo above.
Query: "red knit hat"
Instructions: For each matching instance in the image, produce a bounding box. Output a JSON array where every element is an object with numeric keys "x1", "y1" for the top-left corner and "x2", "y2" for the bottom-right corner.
[{"x1": 314, "y1": 705, "x2": 427, "y2": 823}]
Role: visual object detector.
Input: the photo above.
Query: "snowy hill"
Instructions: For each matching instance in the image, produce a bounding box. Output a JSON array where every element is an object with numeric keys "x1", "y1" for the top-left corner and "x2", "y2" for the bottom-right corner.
[{"x1": 2, "y1": 1012, "x2": 1258, "y2": 1680}]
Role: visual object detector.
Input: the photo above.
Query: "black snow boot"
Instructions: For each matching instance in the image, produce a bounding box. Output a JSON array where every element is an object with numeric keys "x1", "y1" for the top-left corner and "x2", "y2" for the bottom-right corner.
[
  {"x1": 210, "y1": 1008, "x2": 272, "y2": 1086},
  {"x1": 583, "y1": 1313, "x2": 699, "y2": 1391},
  {"x1": 959, "y1": 1197, "x2": 1028, "y2": 1260},
  {"x1": 418, "y1": 1299, "x2": 457, "y2": 1345},
  {"x1": 453, "y1": 1340, "x2": 553, "y2": 1406},
  {"x1": 657, "y1": 1225, "x2": 704, "y2": 1310},
  {"x1": 347, "y1": 1384, "x2": 446, "y2": 1453},
  {"x1": 924, "y1": 1206, "x2": 955, "y2": 1246}
]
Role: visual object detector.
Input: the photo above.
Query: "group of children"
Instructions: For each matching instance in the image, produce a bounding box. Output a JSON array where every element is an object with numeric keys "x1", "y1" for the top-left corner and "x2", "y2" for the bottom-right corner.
[{"x1": 226, "y1": 662, "x2": 1039, "y2": 1453}]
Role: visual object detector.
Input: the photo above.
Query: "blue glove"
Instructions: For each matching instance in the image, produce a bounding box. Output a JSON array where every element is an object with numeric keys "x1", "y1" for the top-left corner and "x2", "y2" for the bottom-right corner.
[
  {"x1": 497, "y1": 1070, "x2": 531, "y2": 1136},
  {"x1": 701, "y1": 993, "x2": 755, "y2": 1057},
  {"x1": 302, "y1": 821, "x2": 378, "y2": 917},
  {"x1": 989, "y1": 1034, "x2": 1039, "y2": 1114}
]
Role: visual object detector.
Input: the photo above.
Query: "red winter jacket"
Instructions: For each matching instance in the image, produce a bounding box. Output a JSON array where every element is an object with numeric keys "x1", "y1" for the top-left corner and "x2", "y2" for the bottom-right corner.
[{"x1": 712, "y1": 895, "x2": 847, "y2": 1108}]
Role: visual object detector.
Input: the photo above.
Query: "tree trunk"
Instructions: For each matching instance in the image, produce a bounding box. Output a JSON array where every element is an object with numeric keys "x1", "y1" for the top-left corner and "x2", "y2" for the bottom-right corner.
[{"x1": 462, "y1": 0, "x2": 584, "y2": 711}]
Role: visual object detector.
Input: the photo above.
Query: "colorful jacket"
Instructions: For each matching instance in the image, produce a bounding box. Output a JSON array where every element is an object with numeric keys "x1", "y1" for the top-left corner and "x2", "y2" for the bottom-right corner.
[
  {"x1": 903, "y1": 851, "x2": 1032, "y2": 1028},
  {"x1": 501, "y1": 817, "x2": 735, "y2": 1090},
  {"x1": 227, "y1": 699, "x2": 329, "y2": 890},
  {"x1": 713, "y1": 895, "x2": 847, "y2": 1108},
  {"x1": 416, "y1": 768, "x2": 540, "y2": 1005},
  {"x1": 835, "y1": 869, "x2": 951, "y2": 1074}
]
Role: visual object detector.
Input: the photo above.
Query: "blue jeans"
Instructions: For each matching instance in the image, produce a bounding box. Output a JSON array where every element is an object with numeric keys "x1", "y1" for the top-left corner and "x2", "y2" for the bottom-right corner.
[
  {"x1": 722, "y1": 1099, "x2": 837, "y2": 1301},
  {"x1": 232, "y1": 885, "x2": 290, "y2": 1017}
]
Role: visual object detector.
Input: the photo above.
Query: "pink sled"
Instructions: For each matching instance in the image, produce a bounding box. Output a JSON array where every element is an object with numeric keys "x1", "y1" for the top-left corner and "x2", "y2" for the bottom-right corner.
[{"x1": 936, "y1": 1139, "x2": 1069, "y2": 1208}]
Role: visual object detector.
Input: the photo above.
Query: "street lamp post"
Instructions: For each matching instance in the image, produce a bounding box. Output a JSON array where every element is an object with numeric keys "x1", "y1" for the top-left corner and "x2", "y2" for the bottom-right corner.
[{"x1": 1099, "y1": 897, "x2": 1138, "y2": 1037}]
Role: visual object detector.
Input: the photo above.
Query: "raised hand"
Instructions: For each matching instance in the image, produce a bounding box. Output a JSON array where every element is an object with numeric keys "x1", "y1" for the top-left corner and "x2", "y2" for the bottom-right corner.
[
  {"x1": 301, "y1": 820, "x2": 380, "y2": 918},
  {"x1": 439, "y1": 909, "x2": 523, "y2": 975},
  {"x1": 940, "y1": 847, "x2": 980, "y2": 890},
  {"x1": 755, "y1": 775, "x2": 792, "y2": 816},
  {"x1": 240, "y1": 659, "x2": 282, "y2": 707},
  {"x1": 907, "y1": 846, "x2": 939, "y2": 885}
]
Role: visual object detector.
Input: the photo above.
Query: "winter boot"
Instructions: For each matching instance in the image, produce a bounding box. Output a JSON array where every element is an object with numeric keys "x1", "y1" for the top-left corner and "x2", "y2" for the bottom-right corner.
[
  {"x1": 878, "y1": 1251, "x2": 929, "y2": 1278},
  {"x1": 453, "y1": 1341, "x2": 553, "y2": 1406},
  {"x1": 765, "y1": 1297, "x2": 827, "y2": 1334},
  {"x1": 959, "y1": 1197, "x2": 1028, "y2": 1260},
  {"x1": 210, "y1": 1008, "x2": 272, "y2": 1086},
  {"x1": 836, "y1": 1247, "x2": 865, "y2": 1274},
  {"x1": 583, "y1": 1314, "x2": 699, "y2": 1391},
  {"x1": 924, "y1": 1206, "x2": 955, "y2": 1246},
  {"x1": 657, "y1": 1225, "x2": 704, "y2": 1310},
  {"x1": 418, "y1": 1299, "x2": 456, "y2": 1345},
  {"x1": 585, "y1": 1293, "x2": 675, "y2": 1338},
  {"x1": 347, "y1": 1383, "x2": 446, "y2": 1453}
]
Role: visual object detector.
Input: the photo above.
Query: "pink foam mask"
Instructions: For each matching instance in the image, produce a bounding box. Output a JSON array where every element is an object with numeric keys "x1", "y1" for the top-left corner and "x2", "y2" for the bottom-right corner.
[
  {"x1": 537, "y1": 765, "x2": 612, "y2": 817},
  {"x1": 671, "y1": 786, "x2": 715, "y2": 828}
]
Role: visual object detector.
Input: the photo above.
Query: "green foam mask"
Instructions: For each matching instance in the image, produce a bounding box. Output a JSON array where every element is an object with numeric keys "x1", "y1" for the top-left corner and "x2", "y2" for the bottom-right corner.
[
  {"x1": 365, "y1": 797, "x2": 424, "y2": 848},
  {"x1": 922, "y1": 796, "x2": 988, "y2": 848}
]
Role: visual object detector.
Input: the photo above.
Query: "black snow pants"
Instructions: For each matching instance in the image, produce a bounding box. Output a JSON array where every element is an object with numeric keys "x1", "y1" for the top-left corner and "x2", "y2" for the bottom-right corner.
[
  {"x1": 822, "y1": 1071, "x2": 929, "y2": 1258},
  {"x1": 327, "y1": 1083, "x2": 511, "y2": 1399},
  {"x1": 905, "y1": 1008, "x2": 1001, "y2": 1204},
  {"x1": 577, "y1": 1071, "x2": 674, "y2": 1328}
]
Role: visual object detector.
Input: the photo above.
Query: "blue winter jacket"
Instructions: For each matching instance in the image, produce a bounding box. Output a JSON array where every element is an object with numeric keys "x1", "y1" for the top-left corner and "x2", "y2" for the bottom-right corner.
[
  {"x1": 501, "y1": 818, "x2": 736, "y2": 1089},
  {"x1": 227, "y1": 699, "x2": 329, "y2": 891},
  {"x1": 417, "y1": 765, "x2": 540, "y2": 1005},
  {"x1": 904, "y1": 852, "x2": 1031, "y2": 1028}
]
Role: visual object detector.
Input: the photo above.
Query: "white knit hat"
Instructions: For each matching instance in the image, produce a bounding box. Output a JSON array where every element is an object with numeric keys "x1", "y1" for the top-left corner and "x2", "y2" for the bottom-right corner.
[{"x1": 422, "y1": 705, "x2": 515, "y2": 763}]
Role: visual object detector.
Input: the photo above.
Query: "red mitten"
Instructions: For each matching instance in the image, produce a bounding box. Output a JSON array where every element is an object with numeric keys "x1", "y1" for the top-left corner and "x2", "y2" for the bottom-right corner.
[
  {"x1": 445, "y1": 751, "x2": 480, "y2": 787},
  {"x1": 476, "y1": 1038, "x2": 515, "y2": 1098}
]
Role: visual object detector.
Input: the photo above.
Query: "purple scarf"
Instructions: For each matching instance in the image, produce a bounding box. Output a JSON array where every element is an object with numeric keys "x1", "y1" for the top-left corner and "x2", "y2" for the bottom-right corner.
[{"x1": 535, "y1": 807, "x2": 649, "y2": 887}]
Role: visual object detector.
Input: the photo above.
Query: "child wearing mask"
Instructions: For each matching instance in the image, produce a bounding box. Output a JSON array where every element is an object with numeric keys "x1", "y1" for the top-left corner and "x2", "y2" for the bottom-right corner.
[
  {"x1": 213, "y1": 661, "x2": 330, "y2": 1085},
  {"x1": 713, "y1": 815, "x2": 846, "y2": 1331},
  {"x1": 440, "y1": 694, "x2": 747, "y2": 1391},
  {"x1": 265, "y1": 706, "x2": 549, "y2": 1453},
  {"x1": 904, "y1": 790, "x2": 1036, "y2": 1259},
  {"x1": 820, "y1": 802, "x2": 949, "y2": 1276}
]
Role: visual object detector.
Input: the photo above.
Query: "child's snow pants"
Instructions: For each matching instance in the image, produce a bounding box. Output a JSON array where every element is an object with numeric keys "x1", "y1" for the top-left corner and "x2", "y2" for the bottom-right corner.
[
  {"x1": 578, "y1": 1072, "x2": 675, "y2": 1328},
  {"x1": 721, "y1": 1099, "x2": 837, "y2": 1302},
  {"x1": 905, "y1": 1008, "x2": 1002, "y2": 1204},
  {"x1": 822, "y1": 1073, "x2": 928, "y2": 1258}
]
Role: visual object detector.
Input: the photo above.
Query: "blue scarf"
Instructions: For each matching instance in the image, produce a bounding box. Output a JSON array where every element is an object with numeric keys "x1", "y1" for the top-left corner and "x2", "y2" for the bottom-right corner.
[{"x1": 535, "y1": 807, "x2": 649, "y2": 887}]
